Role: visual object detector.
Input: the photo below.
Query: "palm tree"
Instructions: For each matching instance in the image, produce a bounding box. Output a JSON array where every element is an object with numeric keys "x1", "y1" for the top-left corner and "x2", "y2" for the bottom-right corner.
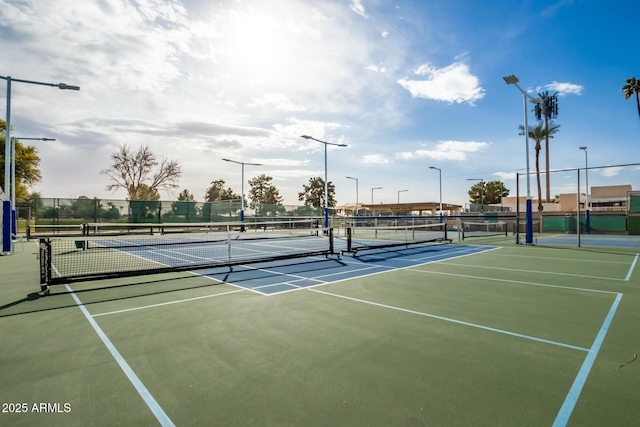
[
  {"x1": 519, "y1": 121, "x2": 561, "y2": 211},
  {"x1": 622, "y1": 77, "x2": 640, "y2": 118},
  {"x1": 534, "y1": 91, "x2": 559, "y2": 202}
]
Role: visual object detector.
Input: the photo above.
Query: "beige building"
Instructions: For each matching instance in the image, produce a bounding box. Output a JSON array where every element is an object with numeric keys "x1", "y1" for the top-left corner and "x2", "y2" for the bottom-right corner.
[{"x1": 499, "y1": 184, "x2": 633, "y2": 213}]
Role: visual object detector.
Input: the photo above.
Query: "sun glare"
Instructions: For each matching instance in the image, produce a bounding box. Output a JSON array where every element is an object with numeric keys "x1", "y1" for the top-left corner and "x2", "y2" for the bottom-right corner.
[{"x1": 226, "y1": 11, "x2": 290, "y2": 80}]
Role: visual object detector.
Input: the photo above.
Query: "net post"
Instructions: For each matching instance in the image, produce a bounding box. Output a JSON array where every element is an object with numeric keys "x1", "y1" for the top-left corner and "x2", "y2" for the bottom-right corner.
[
  {"x1": 444, "y1": 223, "x2": 448, "y2": 241},
  {"x1": 39, "y1": 238, "x2": 51, "y2": 293},
  {"x1": 328, "y1": 227, "x2": 334, "y2": 254},
  {"x1": 346, "y1": 227, "x2": 352, "y2": 252}
]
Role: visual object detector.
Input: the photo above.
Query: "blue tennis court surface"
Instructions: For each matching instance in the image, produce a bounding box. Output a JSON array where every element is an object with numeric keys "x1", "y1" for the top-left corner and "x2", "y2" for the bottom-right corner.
[{"x1": 196, "y1": 243, "x2": 496, "y2": 295}]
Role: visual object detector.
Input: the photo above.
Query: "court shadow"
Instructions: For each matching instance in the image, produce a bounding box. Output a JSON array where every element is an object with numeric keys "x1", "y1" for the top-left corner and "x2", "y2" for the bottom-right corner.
[{"x1": 0, "y1": 274, "x2": 225, "y2": 318}]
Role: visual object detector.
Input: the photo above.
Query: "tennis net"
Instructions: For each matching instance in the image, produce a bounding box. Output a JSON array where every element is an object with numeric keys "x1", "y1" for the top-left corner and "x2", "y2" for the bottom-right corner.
[
  {"x1": 39, "y1": 219, "x2": 333, "y2": 291},
  {"x1": 343, "y1": 223, "x2": 450, "y2": 254},
  {"x1": 461, "y1": 221, "x2": 508, "y2": 240}
]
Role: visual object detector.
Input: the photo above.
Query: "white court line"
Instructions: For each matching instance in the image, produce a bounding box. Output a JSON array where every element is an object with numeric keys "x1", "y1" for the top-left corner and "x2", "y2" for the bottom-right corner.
[
  {"x1": 553, "y1": 293, "x2": 623, "y2": 426},
  {"x1": 489, "y1": 253, "x2": 632, "y2": 265},
  {"x1": 92, "y1": 289, "x2": 245, "y2": 317},
  {"x1": 625, "y1": 254, "x2": 639, "y2": 281},
  {"x1": 439, "y1": 262, "x2": 626, "y2": 282},
  {"x1": 64, "y1": 284, "x2": 175, "y2": 426},
  {"x1": 258, "y1": 246, "x2": 499, "y2": 296},
  {"x1": 309, "y1": 289, "x2": 589, "y2": 352},
  {"x1": 403, "y1": 268, "x2": 620, "y2": 295}
]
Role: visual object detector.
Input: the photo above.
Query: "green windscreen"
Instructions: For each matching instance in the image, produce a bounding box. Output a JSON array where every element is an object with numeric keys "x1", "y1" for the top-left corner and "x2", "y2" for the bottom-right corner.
[{"x1": 629, "y1": 194, "x2": 640, "y2": 214}]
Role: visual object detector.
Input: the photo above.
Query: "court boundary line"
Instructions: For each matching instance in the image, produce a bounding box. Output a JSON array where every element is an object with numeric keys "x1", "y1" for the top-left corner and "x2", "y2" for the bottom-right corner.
[
  {"x1": 625, "y1": 253, "x2": 638, "y2": 281},
  {"x1": 485, "y1": 253, "x2": 632, "y2": 265},
  {"x1": 259, "y1": 245, "x2": 499, "y2": 296},
  {"x1": 308, "y1": 288, "x2": 589, "y2": 352},
  {"x1": 552, "y1": 292, "x2": 623, "y2": 426},
  {"x1": 438, "y1": 262, "x2": 627, "y2": 282},
  {"x1": 92, "y1": 289, "x2": 245, "y2": 317},
  {"x1": 403, "y1": 268, "x2": 620, "y2": 295},
  {"x1": 63, "y1": 284, "x2": 175, "y2": 426}
]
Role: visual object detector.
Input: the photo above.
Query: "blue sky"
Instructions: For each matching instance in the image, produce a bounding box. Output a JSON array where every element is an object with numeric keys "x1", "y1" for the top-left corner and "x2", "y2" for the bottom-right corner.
[{"x1": 1, "y1": 0, "x2": 638, "y2": 208}]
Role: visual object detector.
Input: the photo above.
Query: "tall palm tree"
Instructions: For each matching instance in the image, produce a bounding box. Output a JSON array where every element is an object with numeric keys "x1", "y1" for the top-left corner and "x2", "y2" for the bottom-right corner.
[
  {"x1": 622, "y1": 77, "x2": 640, "y2": 117},
  {"x1": 519, "y1": 121, "x2": 561, "y2": 211},
  {"x1": 534, "y1": 91, "x2": 559, "y2": 203}
]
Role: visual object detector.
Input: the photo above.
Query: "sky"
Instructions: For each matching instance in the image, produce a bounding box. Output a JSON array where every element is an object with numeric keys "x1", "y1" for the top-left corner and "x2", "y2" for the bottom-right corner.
[{"x1": 1, "y1": 0, "x2": 639, "y2": 209}]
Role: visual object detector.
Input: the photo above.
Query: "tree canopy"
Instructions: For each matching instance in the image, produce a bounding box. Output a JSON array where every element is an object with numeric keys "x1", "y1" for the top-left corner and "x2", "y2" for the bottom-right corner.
[
  {"x1": 298, "y1": 176, "x2": 336, "y2": 208},
  {"x1": 519, "y1": 122, "x2": 561, "y2": 211},
  {"x1": 622, "y1": 76, "x2": 640, "y2": 118},
  {"x1": 203, "y1": 179, "x2": 240, "y2": 202},
  {"x1": 248, "y1": 174, "x2": 283, "y2": 215},
  {"x1": 100, "y1": 144, "x2": 181, "y2": 200},
  {"x1": 467, "y1": 180, "x2": 509, "y2": 206},
  {"x1": 0, "y1": 119, "x2": 42, "y2": 203}
]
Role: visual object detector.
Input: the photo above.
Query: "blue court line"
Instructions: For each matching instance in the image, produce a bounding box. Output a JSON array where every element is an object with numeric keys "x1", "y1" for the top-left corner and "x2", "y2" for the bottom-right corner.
[
  {"x1": 552, "y1": 292, "x2": 623, "y2": 427},
  {"x1": 625, "y1": 254, "x2": 639, "y2": 281},
  {"x1": 309, "y1": 289, "x2": 589, "y2": 352},
  {"x1": 64, "y1": 284, "x2": 175, "y2": 426}
]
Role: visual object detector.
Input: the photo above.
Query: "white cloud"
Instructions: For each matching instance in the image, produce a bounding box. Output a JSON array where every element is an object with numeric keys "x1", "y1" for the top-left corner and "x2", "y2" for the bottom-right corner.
[
  {"x1": 350, "y1": 0, "x2": 366, "y2": 17},
  {"x1": 248, "y1": 93, "x2": 306, "y2": 112},
  {"x1": 397, "y1": 61, "x2": 485, "y2": 105},
  {"x1": 539, "y1": 81, "x2": 584, "y2": 96},
  {"x1": 595, "y1": 167, "x2": 624, "y2": 177},
  {"x1": 396, "y1": 140, "x2": 489, "y2": 161},
  {"x1": 363, "y1": 154, "x2": 391, "y2": 164},
  {"x1": 381, "y1": 30, "x2": 389, "y2": 37},
  {"x1": 253, "y1": 158, "x2": 311, "y2": 167},
  {"x1": 365, "y1": 64, "x2": 387, "y2": 73}
]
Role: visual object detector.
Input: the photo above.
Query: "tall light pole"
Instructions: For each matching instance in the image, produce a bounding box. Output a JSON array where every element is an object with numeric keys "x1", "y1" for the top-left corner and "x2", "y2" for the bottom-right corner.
[
  {"x1": 503, "y1": 75, "x2": 540, "y2": 244},
  {"x1": 580, "y1": 146, "x2": 590, "y2": 234},
  {"x1": 345, "y1": 176, "x2": 358, "y2": 217},
  {"x1": 1, "y1": 75, "x2": 80, "y2": 255},
  {"x1": 466, "y1": 178, "x2": 484, "y2": 212},
  {"x1": 371, "y1": 187, "x2": 382, "y2": 204},
  {"x1": 222, "y1": 158, "x2": 262, "y2": 230},
  {"x1": 429, "y1": 166, "x2": 442, "y2": 222},
  {"x1": 10, "y1": 137, "x2": 55, "y2": 236},
  {"x1": 301, "y1": 135, "x2": 347, "y2": 229},
  {"x1": 397, "y1": 189, "x2": 408, "y2": 203}
]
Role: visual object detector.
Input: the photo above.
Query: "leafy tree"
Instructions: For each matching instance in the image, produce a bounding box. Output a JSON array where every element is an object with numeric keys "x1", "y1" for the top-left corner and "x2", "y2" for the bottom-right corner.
[
  {"x1": 467, "y1": 181, "x2": 485, "y2": 207},
  {"x1": 622, "y1": 76, "x2": 640, "y2": 118},
  {"x1": 171, "y1": 189, "x2": 198, "y2": 219},
  {"x1": 534, "y1": 91, "x2": 559, "y2": 202},
  {"x1": 298, "y1": 177, "x2": 336, "y2": 208},
  {"x1": 485, "y1": 181, "x2": 509, "y2": 205},
  {"x1": 0, "y1": 119, "x2": 42, "y2": 203},
  {"x1": 101, "y1": 145, "x2": 181, "y2": 200},
  {"x1": 519, "y1": 122, "x2": 561, "y2": 211},
  {"x1": 177, "y1": 189, "x2": 195, "y2": 201},
  {"x1": 204, "y1": 179, "x2": 240, "y2": 201},
  {"x1": 248, "y1": 174, "x2": 282, "y2": 213}
]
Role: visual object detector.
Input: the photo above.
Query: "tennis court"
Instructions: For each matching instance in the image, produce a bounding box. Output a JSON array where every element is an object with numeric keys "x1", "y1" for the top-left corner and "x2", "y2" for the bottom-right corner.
[{"x1": 1, "y1": 228, "x2": 639, "y2": 426}]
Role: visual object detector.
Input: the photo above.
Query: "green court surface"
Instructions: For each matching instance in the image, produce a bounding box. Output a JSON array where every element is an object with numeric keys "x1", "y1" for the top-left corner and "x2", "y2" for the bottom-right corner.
[{"x1": 1, "y1": 236, "x2": 639, "y2": 426}]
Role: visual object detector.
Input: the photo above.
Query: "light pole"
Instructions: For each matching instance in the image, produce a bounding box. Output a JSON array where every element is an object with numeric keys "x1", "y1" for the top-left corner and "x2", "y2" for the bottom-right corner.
[
  {"x1": 345, "y1": 176, "x2": 358, "y2": 217},
  {"x1": 371, "y1": 187, "x2": 382, "y2": 204},
  {"x1": 397, "y1": 189, "x2": 408, "y2": 203},
  {"x1": 580, "y1": 146, "x2": 590, "y2": 233},
  {"x1": 222, "y1": 158, "x2": 262, "y2": 230},
  {"x1": 301, "y1": 135, "x2": 347, "y2": 230},
  {"x1": 1, "y1": 75, "x2": 80, "y2": 255},
  {"x1": 503, "y1": 74, "x2": 540, "y2": 244},
  {"x1": 10, "y1": 137, "x2": 55, "y2": 236},
  {"x1": 466, "y1": 178, "x2": 484, "y2": 212},
  {"x1": 429, "y1": 166, "x2": 442, "y2": 222}
]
